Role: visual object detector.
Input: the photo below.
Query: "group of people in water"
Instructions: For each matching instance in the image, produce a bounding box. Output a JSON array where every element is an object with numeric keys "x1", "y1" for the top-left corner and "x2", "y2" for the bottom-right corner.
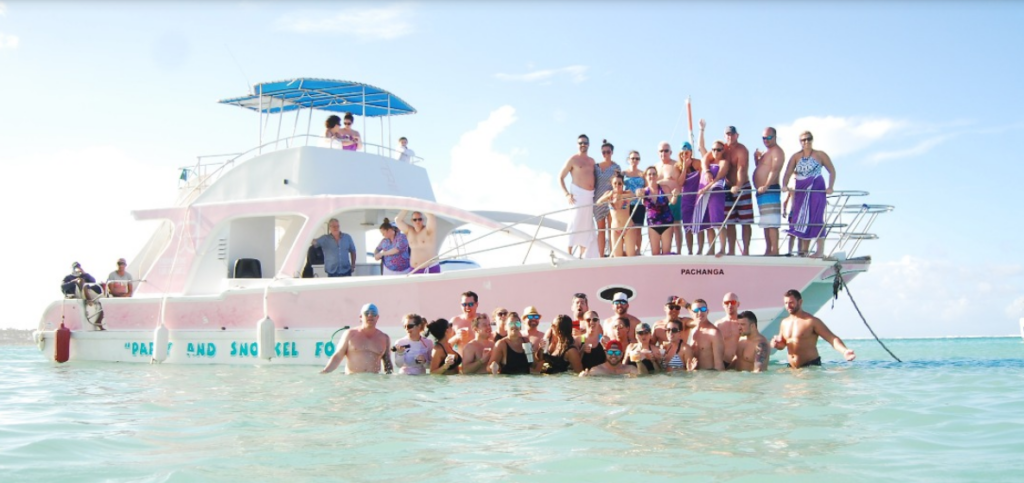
[
  {"x1": 559, "y1": 121, "x2": 837, "y2": 259},
  {"x1": 320, "y1": 288, "x2": 857, "y2": 376}
]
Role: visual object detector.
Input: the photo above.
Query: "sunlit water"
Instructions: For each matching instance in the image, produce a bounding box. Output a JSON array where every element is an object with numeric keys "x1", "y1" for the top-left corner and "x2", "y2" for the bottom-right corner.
[{"x1": 2, "y1": 338, "x2": 1024, "y2": 482}]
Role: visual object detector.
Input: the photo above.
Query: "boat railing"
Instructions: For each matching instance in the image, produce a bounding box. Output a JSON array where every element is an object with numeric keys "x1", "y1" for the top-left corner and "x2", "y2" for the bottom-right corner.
[
  {"x1": 408, "y1": 188, "x2": 891, "y2": 271},
  {"x1": 175, "y1": 134, "x2": 424, "y2": 205}
]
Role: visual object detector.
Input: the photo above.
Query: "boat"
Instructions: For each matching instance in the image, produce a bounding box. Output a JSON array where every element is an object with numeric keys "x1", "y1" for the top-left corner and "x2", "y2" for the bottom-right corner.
[{"x1": 33, "y1": 77, "x2": 893, "y2": 365}]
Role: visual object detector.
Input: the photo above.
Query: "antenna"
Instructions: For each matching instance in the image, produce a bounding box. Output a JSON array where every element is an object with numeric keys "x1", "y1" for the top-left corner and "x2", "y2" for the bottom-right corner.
[{"x1": 224, "y1": 43, "x2": 251, "y2": 91}]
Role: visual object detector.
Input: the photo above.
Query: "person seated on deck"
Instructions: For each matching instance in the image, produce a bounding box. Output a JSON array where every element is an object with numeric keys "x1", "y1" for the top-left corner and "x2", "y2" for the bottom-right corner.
[
  {"x1": 324, "y1": 113, "x2": 361, "y2": 151},
  {"x1": 106, "y1": 258, "x2": 134, "y2": 297},
  {"x1": 580, "y1": 340, "x2": 642, "y2": 377},
  {"x1": 62, "y1": 262, "x2": 103, "y2": 301}
]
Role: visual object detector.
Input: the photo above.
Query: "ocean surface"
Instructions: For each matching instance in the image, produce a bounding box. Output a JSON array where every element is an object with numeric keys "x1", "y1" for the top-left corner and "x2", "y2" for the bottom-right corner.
[{"x1": 2, "y1": 337, "x2": 1023, "y2": 482}]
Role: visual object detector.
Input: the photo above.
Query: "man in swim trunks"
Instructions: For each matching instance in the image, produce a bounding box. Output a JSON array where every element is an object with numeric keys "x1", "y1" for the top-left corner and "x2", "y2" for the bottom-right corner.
[
  {"x1": 771, "y1": 289, "x2": 856, "y2": 368},
  {"x1": 655, "y1": 141, "x2": 683, "y2": 253},
  {"x1": 603, "y1": 292, "x2": 641, "y2": 345},
  {"x1": 396, "y1": 210, "x2": 440, "y2": 273},
  {"x1": 753, "y1": 127, "x2": 786, "y2": 256},
  {"x1": 731, "y1": 311, "x2": 769, "y2": 372},
  {"x1": 713, "y1": 292, "x2": 743, "y2": 366},
  {"x1": 580, "y1": 340, "x2": 643, "y2": 376},
  {"x1": 559, "y1": 134, "x2": 598, "y2": 258},
  {"x1": 723, "y1": 126, "x2": 753, "y2": 256},
  {"x1": 320, "y1": 303, "x2": 392, "y2": 374},
  {"x1": 689, "y1": 299, "x2": 725, "y2": 370}
]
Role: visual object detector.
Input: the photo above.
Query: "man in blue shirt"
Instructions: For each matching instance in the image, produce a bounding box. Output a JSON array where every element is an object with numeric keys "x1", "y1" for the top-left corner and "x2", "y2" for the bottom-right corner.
[{"x1": 313, "y1": 218, "x2": 357, "y2": 277}]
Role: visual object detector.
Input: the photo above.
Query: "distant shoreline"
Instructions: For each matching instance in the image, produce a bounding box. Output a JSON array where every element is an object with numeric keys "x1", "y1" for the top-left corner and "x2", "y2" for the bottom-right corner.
[{"x1": 0, "y1": 328, "x2": 34, "y2": 346}]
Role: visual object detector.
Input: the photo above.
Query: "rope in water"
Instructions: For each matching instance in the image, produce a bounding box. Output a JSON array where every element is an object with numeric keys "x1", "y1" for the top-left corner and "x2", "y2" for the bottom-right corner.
[{"x1": 832, "y1": 263, "x2": 901, "y2": 362}]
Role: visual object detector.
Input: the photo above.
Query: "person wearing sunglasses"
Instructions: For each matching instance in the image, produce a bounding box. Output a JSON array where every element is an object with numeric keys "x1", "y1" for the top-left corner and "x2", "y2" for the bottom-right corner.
[
  {"x1": 720, "y1": 126, "x2": 753, "y2": 257},
  {"x1": 522, "y1": 306, "x2": 547, "y2": 351},
  {"x1": 625, "y1": 322, "x2": 661, "y2": 374},
  {"x1": 580, "y1": 340, "x2": 642, "y2": 377},
  {"x1": 428, "y1": 318, "x2": 462, "y2": 375},
  {"x1": 695, "y1": 141, "x2": 730, "y2": 257},
  {"x1": 603, "y1": 292, "x2": 641, "y2": 344},
  {"x1": 676, "y1": 142, "x2": 704, "y2": 255},
  {"x1": 654, "y1": 141, "x2": 684, "y2": 254},
  {"x1": 324, "y1": 113, "x2": 361, "y2": 151},
  {"x1": 662, "y1": 319, "x2": 697, "y2": 373},
  {"x1": 488, "y1": 312, "x2": 533, "y2": 375},
  {"x1": 558, "y1": 134, "x2": 599, "y2": 259},
  {"x1": 714, "y1": 292, "x2": 743, "y2": 368},
  {"x1": 541, "y1": 315, "x2": 584, "y2": 374},
  {"x1": 395, "y1": 209, "x2": 440, "y2": 274},
  {"x1": 688, "y1": 299, "x2": 725, "y2": 370},
  {"x1": 772, "y1": 289, "x2": 855, "y2": 368},
  {"x1": 321, "y1": 303, "x2": 392, "y2": 374},
  {"x1": 653, "y1": 295, "x2": 691, "y2": 347},
  {"x1": 753, "y1": 127, "x2": 785, "y2": 256},
  {"x1": 781, "y1": 130, "x2": 837, "y2": 259},
  {"x1": 491, "y1": 307, "x2": 509, "y2": 341},
  {"x1": 449, "y1": 290, "x2": 480, "y2": 343},
  {"x1": 621, "y1": 150, "x2": 646, "y2": 256},
  {"x1": 393, "y1": 314, "x2": 433, "y2": 375},
  {"x1": 462, "y1": 314, "x2": 496, "y2": 374},
  {"x1": 731, "y1": 311, "x2": 769, "y2": 372},
  {"x1": 595, "y1": 173, "x2": 637, "y2": 257},
  {"x1": 592, "y1": 139, "x2": 622, "y2": 258},
  {"x1": 579, "y1": 310, "x2": 606, "y2": 370}
]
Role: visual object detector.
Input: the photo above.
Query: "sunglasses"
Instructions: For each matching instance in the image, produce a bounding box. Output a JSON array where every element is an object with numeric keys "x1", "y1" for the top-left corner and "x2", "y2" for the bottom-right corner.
[
  {"x1": 724, "y1": 300, "x2": 738, "y2": 306},
  {"x1": 666, "y1": 304, "x2": 680, "y2": 311},
  {"x1": 668, "y1": 327, "x2": 682, "y2": 334},
  {"x1": 659, "y1": 149, "x2": 671, "y2": 153},
  {"x1": 629, "y1": 157, "x2": 640, "y2": 160},
  {"x1": 586, "y1": 317, "x2": 600, "y2": 322},
  {"x1": 412, "y1": 218, "x2": 423, "y2": 222},
  {"x1": 497, "y1": 311, "x2": 508, "y2": 317},
  {"x1": 762, "y1": 135, "x2": 774, "y2": 141},
  {"x1": 578, "y1": 141, "x2": 589, "y2": 146},
  {"x1": 508, "y1": 320, "x2": 522, "y2": 329},
  {"x1": 526, "y1": 314, "x2": 541, "y2": 320},
  {"x1": 405, "y1": 323, "x2": 418, "y2": 329},
  {"x1": 800, "y1": 137, "x2": 813, "y2": 143},
  {"x1": 462, "y1": 302, "x2": 475, "y2": 307},
  {"x1": 601, "y1": 150, "x2": 612, "y2": 155},
  {"x1": 344, "y1": 122, "x2": 352, "y2": 126},
  {"x1": 606, "y1": 350, "x2": 623, "y2": 357},
  {"x1": 613, "y1": 300, "x2": 627, "y2": 305},
  {"x1": 363, "y1": 311, "x2": 378, "y2": 317},
  {"x1": 637, "y1": 330, "x2": 651, "y2": 335},
  {"x1": 692, "y1": 306, "x2": 708, "y2": 313},
  {"x1": 712, "y1": 148, "x2": 724, "y2": 152}
]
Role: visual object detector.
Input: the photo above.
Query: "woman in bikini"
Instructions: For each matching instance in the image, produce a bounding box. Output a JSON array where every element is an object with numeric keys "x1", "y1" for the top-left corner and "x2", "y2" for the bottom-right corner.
[
  {"x1": 325, "y1": 112, "x2": 361, "y2": 151},
  {"x1": 595, "y1": 173, "x2": 635, "y2": 257},
  {"x1": 541, "y1": 315, "x2": 583, "y2": 374},
  {"x1": 488, "y1": 312, "x2": 534, "y2": 375},
  {"x1": 428, "y1": 318, "x2": 462, "y2": 375},
  {"x1": 593, "y1": 140, "x2": 622, "y2": 258},
  {"x1": 637, "y1": 166, "x2": 677, "y2": 256},
  {"x1": 621, "y1": 150, "x2": 646, "y2": 256},
  {"x1": 662, "y1": 319, "x2": 696, "y2": 373}
]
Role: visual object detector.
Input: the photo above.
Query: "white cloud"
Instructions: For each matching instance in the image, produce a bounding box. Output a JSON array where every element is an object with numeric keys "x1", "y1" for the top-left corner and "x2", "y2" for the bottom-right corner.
[
  {"x1": 1006, "y1": 296, "x2": 1024, "y2": 320},
  {"x1": 0, "y1": 32, "x2": 17, "y2": 50},
  {"x1": 0, "y1": 3, "x2": 6, "y2": 16},
  {"x1": 495, "y1": 65, "x2": 589, "y2": 84},
  {"x1": 867, "y1": 135, "x2": 951, "y2": 164},
  {"x1": 774, "y1": 115, "x2": 907, "y2": 158},
  {"x1": 275, "y1": 4, "x2": 414, "y2": 41}
]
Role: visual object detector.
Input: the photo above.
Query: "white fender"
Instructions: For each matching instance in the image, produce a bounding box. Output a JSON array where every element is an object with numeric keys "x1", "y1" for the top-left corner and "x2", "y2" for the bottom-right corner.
[
  {"x1": 257, "y1": 317, "x2": 276, "y2": 361},
  {"x1": 152, "y1": 324, "x2": 169, "y2": 363},
  {"x1": 33, "y1": 330, "x2": 44, "y2": 351}
]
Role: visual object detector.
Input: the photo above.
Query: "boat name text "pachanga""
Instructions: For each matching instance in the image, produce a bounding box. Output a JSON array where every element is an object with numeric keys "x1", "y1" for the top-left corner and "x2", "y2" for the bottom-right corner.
[{"x1": 680, "y1": 268, "x2": 725, "y2": 275}]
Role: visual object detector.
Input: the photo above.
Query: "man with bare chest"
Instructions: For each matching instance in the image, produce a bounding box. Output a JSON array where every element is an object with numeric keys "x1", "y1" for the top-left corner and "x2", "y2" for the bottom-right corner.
[
  {"x1": 713, "y1": 292, "x2": 743, "y2": 366},
  {"x1": 753, "y1": 127, "x2": 786, "y2": 256},
  {"x1": 771, "y1": 289, "x2": 856, "y2": 368},
  {"x1": 731, "y1": 311, "x2": 769, "y2": 372},
  {"x1": 723, "y1": 126, "x2": 753, "y2": 256},
  {"x1": 320, "y1": 303, "x2": 392, "y2": 374},
  {"x1": 559, "y1": 134, "x2": 598, "y2": 258},
  {"x1": 656, "y1": 141, "x2": 683, "y2": 253},
  {"x1": 603, "y1": 292, "x2": 641, "y2": 345},
  {"x1": 396, "y1": 210, "x2": 439, "y2": 273},
  {"x1": 688, "y1": 299, "x2": 725, "y2": 370}
]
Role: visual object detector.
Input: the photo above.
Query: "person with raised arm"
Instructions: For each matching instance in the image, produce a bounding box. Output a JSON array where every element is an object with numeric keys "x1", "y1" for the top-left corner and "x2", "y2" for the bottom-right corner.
[
  {"x1": 731, "y1": 311, "x2": 770, "y2": 372},
  {"x1": 321, "y1": 303, "x2": 392, "y2": 374},
  {"x1": 396, "y1": 209, "x2": 440, "y2": 274},
  {"x1": 488, "y1": 312, "x2": 534, "y2": 375},
  {"x1": 688, "y1": 299, "x2": 725, "y2": 370},
  {"x1": 594, "y1": 173, "x2": 636, "y2": 257},
  {"x1": 461, "y1": 315, "x2": 496, "y2": 374},
  {"x1": 772, "y1": 289, "x2": 855, "y2": 368},
  {"x1": 695, "y1": 141, "x2": 730, "y2": 257},
  {"x1": 428, "y1": 318, "x2": 462, "y2": 375},
  {"x1": 676, "y1": 143, "x2": 703, "y2": 255},
  {"x1": 558, "y1": 134, "x2": 598, "y2": 258},
  {"x1": 753, "y1": 127, "x2": 786, "y2": 256},
  {"x1": 781, "y1": 131, "x2": 837, "y2": 258},
  {"x1": 655, "y1": 141, "x2": 684, "y2": 254}
]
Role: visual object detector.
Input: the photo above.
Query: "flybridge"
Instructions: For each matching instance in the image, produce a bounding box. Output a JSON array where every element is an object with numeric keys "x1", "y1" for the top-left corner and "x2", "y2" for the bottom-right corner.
[{"x1": 218, "y1": 78, "x2": 416, "y2": 116}]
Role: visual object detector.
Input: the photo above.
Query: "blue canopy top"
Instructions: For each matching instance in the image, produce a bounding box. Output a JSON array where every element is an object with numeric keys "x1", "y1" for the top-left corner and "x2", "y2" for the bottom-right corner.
[{"x1": 218, "y1": 78, "x2": 416, "y2": 117}]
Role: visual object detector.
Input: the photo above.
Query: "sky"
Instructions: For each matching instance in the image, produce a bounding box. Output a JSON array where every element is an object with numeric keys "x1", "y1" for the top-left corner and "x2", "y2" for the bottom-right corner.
[{"x1": 1, "y1": 1, "x2": 1022, "y2": 338}]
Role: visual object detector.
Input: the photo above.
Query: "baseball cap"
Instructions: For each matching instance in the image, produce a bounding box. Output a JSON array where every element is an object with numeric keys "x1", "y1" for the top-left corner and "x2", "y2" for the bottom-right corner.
[
  {"x1": 71, "y1": 261, "x2": 81, "y2": 270},
  {"x1": 665, "y1": 296, "x2": 680, "y2": 305},
  {"x1": 725, "y1": 126, "x2": 738, "y2": 135},
  {"x1": 635, "y1": 322, "x2": 652, "y2": 333},
  {"x1": 612, "y1": 292, "x2": 629, "y2": 303},
  {"x1": 606, "y1": 340, "x2": 623, "y2": 352},
  {"x1": 681, "y1": 142, "x2": 693, "y2": 151},
  {"x1": 360, "y1": 303, "x2": 379, "y2": 316},
  {"x1": 117, "y1": 258, "x2": 127, "y2": 265}
]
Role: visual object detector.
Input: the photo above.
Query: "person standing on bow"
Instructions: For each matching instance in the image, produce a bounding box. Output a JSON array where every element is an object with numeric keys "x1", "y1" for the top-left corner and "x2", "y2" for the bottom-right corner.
[
  {"x1": 782, "y1": 131, "x2": 837, "y2": 258},
  {"x1": 559, "y1": 134, "x2": 598, "y2": 258},
  {"x1": 593, "y1": 139, "x2": 622, "y2": 258}
]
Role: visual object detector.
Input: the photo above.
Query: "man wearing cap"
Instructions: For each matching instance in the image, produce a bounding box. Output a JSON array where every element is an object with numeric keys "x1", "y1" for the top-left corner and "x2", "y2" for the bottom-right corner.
[
  {"x1": 753, "y1": 127, "x2": 785, "y2": 256},
  {"x1": 732, "y1": 311, "x2": 770, "y2": 372},
  {"x1": 321, "y1": 303, "x2": 392, "y2": 374},
  {"x1": 689, "y1": 299, "x2": 725, "y2": 370},
  {"x1": 580, "y1": 340, "x2": 643, "y2": 376},
  {"x1": 714, "y1": 292, "x2": 743, "y2": 367},
  {"x1": 655, "y1": 141, "x2": 683, "y2": 253},
  {"x1": 106, "y1": 258, "x2": 134, "y2": 298},
  {"x1": 603, "y1": 292, "x2": 641, "y2": 344},
  {"x1": 653, "y1": 296, "x2": 691, "y2": 347},
  {"x1": 722, "y1": 126, "x2": 753, "y2": 256},
  {"x1": 62, "y1": 262, "x2": 101, "y2": 300},
  {"x1": 313, "y1": 218, "x2": 357, "y2": 277}
]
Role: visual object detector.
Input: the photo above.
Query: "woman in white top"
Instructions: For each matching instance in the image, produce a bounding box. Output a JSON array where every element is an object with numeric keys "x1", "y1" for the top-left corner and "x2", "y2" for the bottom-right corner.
[{"x1": 393, "y1": 314, "x2": 433, "y2": 375}]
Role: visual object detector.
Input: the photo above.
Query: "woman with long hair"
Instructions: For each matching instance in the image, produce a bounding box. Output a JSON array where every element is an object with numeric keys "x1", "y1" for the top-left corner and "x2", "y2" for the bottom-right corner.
[
  {"x1": 593, "y1": 139, "x2": 622, "y2": 258},
  {"x1": 695, "y1": 141, "x2": 729, "y2": 256},
  {"x1": 625, "y1": 322, "x2": 662, "y2": 374},
  {"x1": 325, "y1": 112, "x2": 361, "y2": 151},
  {"x1": 393, "y1": 314, "x2": 433, "y2": 375},
  {"x1": 595, "y1": 173, "x2": 636, "y2": 257},
  {"x1": 621, "y1": 150, "x2": 646, "y2": 256},
  {"x1": 487, "y1": 312, "x2": 533, "y2": 375},
  {"x1": 427, "y1": 318, "x2": 461, "y2": 375},
  {"x1": 637, "y1": 166, "x2": 676, "y2": 255},
  {"x1": 541, "y1": 315, "x2": 583, "y2": 374}
]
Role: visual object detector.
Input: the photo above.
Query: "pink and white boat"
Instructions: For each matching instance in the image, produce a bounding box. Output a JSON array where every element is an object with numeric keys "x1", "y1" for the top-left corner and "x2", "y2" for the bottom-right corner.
[{"x1": 33, "y1": 78, "x2": 892, "y2": 365}]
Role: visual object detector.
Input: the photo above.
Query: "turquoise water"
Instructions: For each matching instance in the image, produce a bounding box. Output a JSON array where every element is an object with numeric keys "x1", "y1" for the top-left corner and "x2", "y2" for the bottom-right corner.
[{"x1": 2, "y1": 338, "x2": 1024, "y2": 482}]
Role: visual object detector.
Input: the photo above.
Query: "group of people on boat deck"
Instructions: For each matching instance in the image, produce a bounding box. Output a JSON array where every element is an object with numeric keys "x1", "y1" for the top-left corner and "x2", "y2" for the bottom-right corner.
[
  {"x1": 319, "y1": 288, "x2": 856, "y2": 376},
  {"x1": 559, "y1": 121, "x2": 837, "y2": 259},
  {"x1": 60, "y1": 258, "x2": 135, "y2": 300}
]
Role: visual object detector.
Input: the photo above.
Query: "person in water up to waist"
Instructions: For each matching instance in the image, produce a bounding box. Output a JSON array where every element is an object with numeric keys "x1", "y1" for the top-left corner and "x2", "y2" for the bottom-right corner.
[
  {"x1": 772, "y1": 289, "x2": 855, "y2": 369},
  {"x1": 321, "y1": 303, "x2": 392, "y2": 374}
]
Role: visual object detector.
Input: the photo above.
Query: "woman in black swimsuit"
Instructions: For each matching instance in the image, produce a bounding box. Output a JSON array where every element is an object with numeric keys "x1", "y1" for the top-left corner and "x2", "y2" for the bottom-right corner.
[
  {"x1": 427, "y1": 318, "x2": 462, "y2": 375},
  {"x1": 542, "y1": 315, "x2": 584, "y2": 374},
  {"x1": 579, "y1": 310, "x2": 606, "y2": 370},
  {"x1": 489, "y1": 313, "x2": 534, "y2": 375},
  {"x1": 625, "y1": 322, "x2": 661, "y2": 374}
]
